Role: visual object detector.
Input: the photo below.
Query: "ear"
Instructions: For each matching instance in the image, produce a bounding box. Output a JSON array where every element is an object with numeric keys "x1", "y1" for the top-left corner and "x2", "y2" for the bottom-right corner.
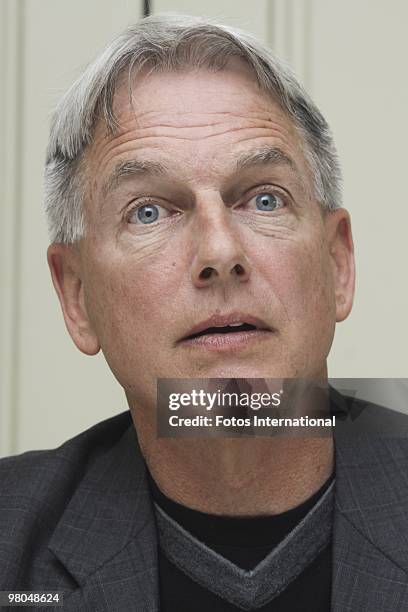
[
  {"x1": 325, "y1": 208, "x2": 356, "y2": 322},
  {"x1": 47, "y1": 243, "x2": 100, "y2": 355}
]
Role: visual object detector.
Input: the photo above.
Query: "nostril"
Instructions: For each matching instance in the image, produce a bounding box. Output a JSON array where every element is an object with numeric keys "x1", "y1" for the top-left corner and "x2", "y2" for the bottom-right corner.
[
  {"x1": 200, "y1": 267, "x2": 214, "y2": 280},
  {"x1": 234, "y1": 264, "x2": 245, "y2": 276}
]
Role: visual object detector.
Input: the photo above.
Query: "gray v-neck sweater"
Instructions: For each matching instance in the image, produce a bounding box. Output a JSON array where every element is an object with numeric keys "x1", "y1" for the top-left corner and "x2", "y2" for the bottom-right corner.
[{"x1": 154, "y1": 481, "x2": 334, "y2": 610}]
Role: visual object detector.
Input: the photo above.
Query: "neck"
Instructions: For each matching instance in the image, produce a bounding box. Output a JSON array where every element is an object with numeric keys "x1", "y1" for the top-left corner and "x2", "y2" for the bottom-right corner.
[
  {"x1": 128, "y1": 372, "x2": 333, "y2": 516},
  {"x1": 135, "y1": 433, "x2": 333, "y2": 516}
]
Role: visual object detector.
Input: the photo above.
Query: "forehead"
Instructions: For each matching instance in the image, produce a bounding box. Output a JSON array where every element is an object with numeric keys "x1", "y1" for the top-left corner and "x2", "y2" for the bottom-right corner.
[
  {"x1": 109, "y1": 57, "x2": 286, "y2": 121},
  {"x1": 86, "y1": 60, "x2": 311, "y2": 192}
]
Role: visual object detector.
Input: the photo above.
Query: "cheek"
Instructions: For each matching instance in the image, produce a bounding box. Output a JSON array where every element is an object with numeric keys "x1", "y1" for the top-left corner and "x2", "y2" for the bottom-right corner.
[
  {"x1": 81, "y1": 253, "x2": 179, "y2": 393},
  {"x1": 255, "y1": 235, "x2": 336, "y2": 376},
  {"x1": 256, "y1": 235, "x2": 336, "y2": 329},
  {"x1": 83, "y1": 251, "x2": 180, "y2": 346}
]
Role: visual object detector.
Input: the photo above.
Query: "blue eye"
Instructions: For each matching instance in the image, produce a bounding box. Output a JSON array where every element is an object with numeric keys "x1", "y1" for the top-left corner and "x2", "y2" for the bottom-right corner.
[
  {"x1": 254, "y1": 193, "x2": 283, "y2": 211},
  {"x1": 137, "y1": 204, "x2": 159, "y2": 224},
  {"x1": 127, "y1": 203, "x2": 171, "y2": 225}
]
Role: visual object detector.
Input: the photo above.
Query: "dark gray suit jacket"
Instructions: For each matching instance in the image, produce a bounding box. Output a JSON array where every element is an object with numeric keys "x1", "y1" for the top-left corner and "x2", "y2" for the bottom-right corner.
[{"x1": 1, "y1": 395, "x2": 408, "y2": 611}]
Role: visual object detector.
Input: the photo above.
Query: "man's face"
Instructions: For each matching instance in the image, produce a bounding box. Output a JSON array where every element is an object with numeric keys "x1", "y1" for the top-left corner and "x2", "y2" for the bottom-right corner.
[{"x1": 50, "y1": 59, "x2": 354, "y2": 410}]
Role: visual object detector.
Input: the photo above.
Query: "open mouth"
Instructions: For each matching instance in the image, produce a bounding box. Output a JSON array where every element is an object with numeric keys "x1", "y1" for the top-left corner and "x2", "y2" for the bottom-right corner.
[
  {"x1": 185, "y1": 322, "x2": 258, "y2": 340},
  {"x1": 179, "y1": 315, "x2": 272, "y2": 350}
]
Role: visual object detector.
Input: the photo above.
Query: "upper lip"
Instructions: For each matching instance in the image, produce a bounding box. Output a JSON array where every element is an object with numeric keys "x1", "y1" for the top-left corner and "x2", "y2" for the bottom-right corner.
[{"x1": 180, "y1": 312, "x2": 272, "y2": 341}]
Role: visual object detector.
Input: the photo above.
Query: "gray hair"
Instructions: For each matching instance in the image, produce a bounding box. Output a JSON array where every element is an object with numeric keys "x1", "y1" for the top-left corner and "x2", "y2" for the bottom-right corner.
[{"x1": 44, "y1": 14, "x2": 342, "y2": 244}]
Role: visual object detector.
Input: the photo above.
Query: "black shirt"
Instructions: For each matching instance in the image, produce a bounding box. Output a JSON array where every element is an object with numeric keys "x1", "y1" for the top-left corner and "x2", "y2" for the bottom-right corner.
[{"x1": 148, "y1": 472, "x2": 334, "y2": 611}]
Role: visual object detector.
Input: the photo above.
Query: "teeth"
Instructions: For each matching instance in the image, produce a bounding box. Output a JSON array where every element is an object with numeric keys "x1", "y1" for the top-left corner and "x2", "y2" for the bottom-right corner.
[{"x1": 228, "y1": 322, "x2": 244, "y2": 327}]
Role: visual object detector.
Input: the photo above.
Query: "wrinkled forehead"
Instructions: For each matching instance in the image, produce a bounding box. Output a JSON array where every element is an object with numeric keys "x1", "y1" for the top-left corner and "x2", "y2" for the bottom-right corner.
[
  {"x1": 85, "y1": 61, "x2": 312, "y2": 194},
  {"x1": 111, "y1": 57, "x2": 270, "y2": 118},
  {"x1": 93, "y1": 58, "x2": 301, "y2": 142}
]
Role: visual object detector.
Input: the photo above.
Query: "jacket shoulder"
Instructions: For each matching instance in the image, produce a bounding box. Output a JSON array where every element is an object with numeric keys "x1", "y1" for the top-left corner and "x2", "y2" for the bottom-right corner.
[
  {"x1": 0, "y1": 411, "x2": 132, "y2": 588},
  {"x1": 332, "y1": 387, "x2": 408, "y2": 438},
  {"x1": 0, "y1": 410, "x2": 132, "y2": 491}
]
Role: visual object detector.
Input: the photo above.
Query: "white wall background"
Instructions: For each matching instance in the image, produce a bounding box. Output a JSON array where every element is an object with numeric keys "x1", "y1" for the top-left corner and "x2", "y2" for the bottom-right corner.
[{"x1": 1, "y1": 0, "x2": 407, "y2": 457}]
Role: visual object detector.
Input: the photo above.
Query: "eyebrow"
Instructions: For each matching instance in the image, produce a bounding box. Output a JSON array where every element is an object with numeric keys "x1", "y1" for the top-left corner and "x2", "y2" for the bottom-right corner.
[
  {"x1": 234, "y1": 146, "x2": 303, "y2": 183},
  {"x1": 102, "y1": 145, "x2": 303, "y2": 199},
  {"x1": 102, "y1": 159, "x2": 168, "y2": 197}
]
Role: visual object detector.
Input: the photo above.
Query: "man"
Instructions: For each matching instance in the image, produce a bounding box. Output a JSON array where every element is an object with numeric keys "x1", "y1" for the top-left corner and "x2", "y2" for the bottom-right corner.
[{"x1": 1, "y1": 14, "x2": 407, "y2": 612}]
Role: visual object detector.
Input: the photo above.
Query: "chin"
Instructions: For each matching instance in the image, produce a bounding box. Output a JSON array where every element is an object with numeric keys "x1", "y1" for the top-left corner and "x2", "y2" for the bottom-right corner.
[{"x1": 187, "y1": 362, "x2": 294, "y2": 380}]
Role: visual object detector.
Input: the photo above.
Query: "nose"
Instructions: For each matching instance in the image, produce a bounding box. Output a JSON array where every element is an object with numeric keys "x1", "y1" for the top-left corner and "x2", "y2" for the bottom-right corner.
[{"x1": 190, "y1": 197, "x2": 251, "y2": 289}]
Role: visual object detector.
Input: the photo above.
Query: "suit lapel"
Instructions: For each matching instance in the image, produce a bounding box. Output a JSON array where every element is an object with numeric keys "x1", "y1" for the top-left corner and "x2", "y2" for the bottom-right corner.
[
  {"x1": 332, "y1": 427, "x2": 408, "y2": 611},
  {"x1": 48, "y1": 424, "x2": 160, "y2": 612}
]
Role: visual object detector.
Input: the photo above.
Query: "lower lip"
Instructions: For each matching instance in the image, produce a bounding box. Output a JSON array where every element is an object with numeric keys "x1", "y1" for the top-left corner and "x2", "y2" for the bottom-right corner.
[{"x1": 179, "y1": 330, "x2": 273, "y2": 351}]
